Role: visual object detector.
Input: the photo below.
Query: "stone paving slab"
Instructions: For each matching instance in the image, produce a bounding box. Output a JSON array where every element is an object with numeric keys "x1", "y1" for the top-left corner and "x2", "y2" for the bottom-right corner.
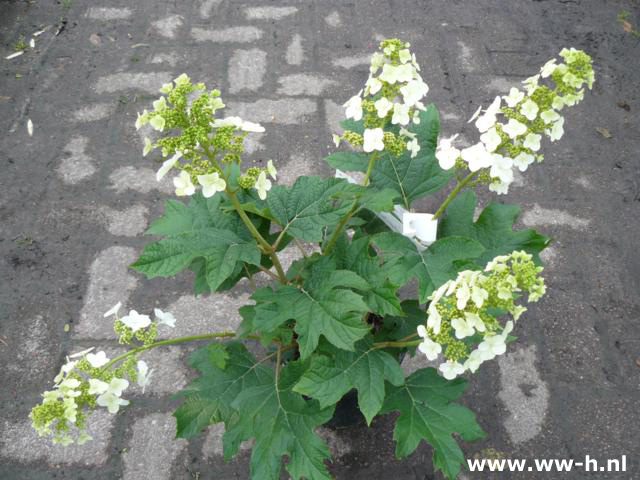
[{"x1": 1, "y1": 1, "x2": 639, "y2": 479}]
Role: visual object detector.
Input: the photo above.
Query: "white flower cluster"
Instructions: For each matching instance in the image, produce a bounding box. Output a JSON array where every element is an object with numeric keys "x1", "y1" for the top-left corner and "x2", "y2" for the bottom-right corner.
[
  {"x1": 341, "y1": 39, "x2": 430, "y2": 157},
  {"x1": 416, "y1": 251, "x2": 546, "y2": 380},
  {"x1": 30, "y1": 303, "x2": 176, "y2": 445},
  {"x1": 135, "y1": 73, "x2": 275, "y2": 200},
  {"x1": 435, "y1": 48, "x2": 594, "y2": 195}
]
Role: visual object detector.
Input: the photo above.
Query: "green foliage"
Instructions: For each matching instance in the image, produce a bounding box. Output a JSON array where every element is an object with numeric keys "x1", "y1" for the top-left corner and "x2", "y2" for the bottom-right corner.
[
  {"x1": 374, "y1": 233, "x2": 486, "y2": 303},
  {"x1": 293, "y1": 337, "x2": 404, "y2": 425},
  {"x1": 247, "y1": 257, "x2": 371, "y2": 359},
  {"x1": 330, "y1": 106, "x2": 453, "y2": 209},
  {"x1": 381, "y1": 368, "x2": 485, "y2": 480},
  {"x1": 266, "y1": 176, "x2": 359, "y2": 243},
  {"x1": 131, "y1": 193, "x2": 267, "y2": 292},
  {"x1": 439, "y1": 190, "x2": 550, "y2": 265}
]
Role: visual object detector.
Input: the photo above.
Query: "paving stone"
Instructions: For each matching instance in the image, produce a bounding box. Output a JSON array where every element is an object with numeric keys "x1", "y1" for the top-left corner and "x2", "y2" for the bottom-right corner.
[
  {"x1": 57, "y1": 136, "x2": 96, "y2": 185},
  {"x1": 94, "y1": 72, "x2": 173, "y2": 94},
  {"x1": 243, "y1": 132, "x2": 265, "y2": 155},
  {"x1": 108, "y1": 166, "x2": 174, "y2": 194},
  {"x1": 199, "y1": 0, "x2": 222, "y2": 19},
  {"x1": 0, "y1": 410, "x2": 115, "y2": 466},
  {"x1": 324, "y1": 99, "x2": 344, "y2": 135},
  {"x1": 151, "y1": 15, "x2": 184, "y2": 39},
  {"x1": 522, "y1": 205, "x2": 590, "y2": 229},
  {"x1": 483, "y1": 76, "x2": 517, "y2": 93},
  {"x1": 497, "y1": 345, "x2": 550, "y2": 445},
  {"x1": 6, "y1": 315, "x2": 53, "y2": 380},
  {"x1": 148, "y1": 52, "x2": 180, "y2": 67},
  {"x1": 227, "y1": 98, "x2": 317, "y2": 125},
  {"x1": 86, "y1": 7, "x2": 132, "y2": 20},
  {"x1": 97, "y1": 204, "x2": 149, "y2": 237},
  {"x1": 276, "y1": 73, "x2": 337, "y2": 96},
  {"x1": 245, "y1": 6, "x2": 297, "y2": 21},
  {"x1": 325, "y1": 10, "x2": 342, "y2": 28},
  {"x1": 191, "y1": 26, "x2": 263, "y2": 43},
  {"x1": 123, "y1": 413, "x2": 187, "y2": 480},
  {"x1": 278, "y1": 151, "x2": 316, "y2": 186},
  {"x1": 332, "y1": 54, "x2": 370, "y2": 69},
  {"x1": 228, "y1": 49, "x2": 267, "y2": 94},
  {"x1": 161, "y1": 292, "x2": 251, "y2": 338},
  {"x1": 286, "y1": 34, "x2": 305, "y2": 65},
  {"x1": 74, "y1": 246, "x2": 138, "y2": 339},
  {"x1": 202, "y1": 423, "x2": 252, "y2": 458},
  {"x1": 72, "y1": 103, "x2": 114, "y2": 122},
  {"x1": 401, "y1": 352, "x2": 438, "y2": 376},
  {"x1": 316, "y1": 427, "x2": 352, "y2": 458}
]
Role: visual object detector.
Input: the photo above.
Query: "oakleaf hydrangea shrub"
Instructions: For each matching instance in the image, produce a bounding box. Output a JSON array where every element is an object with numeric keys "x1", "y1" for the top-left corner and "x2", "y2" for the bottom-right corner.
[{"x1": 31, "y1": 40, "x2": 594, "y2": 480}]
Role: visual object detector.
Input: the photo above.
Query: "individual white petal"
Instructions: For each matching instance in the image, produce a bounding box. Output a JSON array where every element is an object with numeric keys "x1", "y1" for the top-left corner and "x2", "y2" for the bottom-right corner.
[
  {"x1": 426, "y1": 305, "x2": 442, "y2": 334},
  {"x1": 120, "y1": 310, "x2": 152, "y2": 332},
  {"x1": 480, "y1": 127, "x2": 501, "y2": 152},
  {"x1": 489, "y1": 155, "x2": 514, "y2": 184},
  {"x1": 502, "y1": 119, "x2": 527, "y2": 139},
  {"x1": 512, "y1": 152, "x2": 535, "y2": 172},
  {"x1": 540, "y1": 58, "x2": 557, "y2": 78},
  {"x1": 104, "y1": 301, "x2": 122, "y2": 318},
  {"x1": 362, "y1": 128, "x2": 385, "y2": 152},
  {"x1": 88, "y1": 379, "x2": 109, "y2": 395},
  {"x1": 399, "y1": 79, "x2": 429, "y2": 106},
  {"x1": 439, "y1": 361, "x2": 465, "y2": 380},
  {"x1": 266, "y1": 160, "x2": 277, "y2": 180},
  {"x1": 523, "y1": 133, "x2": 542, "y2": 152},
  {"x1": 468, "y1": 105, "x2": 482, "y2": 123},
  {"x1": 254, "y1": 171, "x2": 272, "y2": 200},
  {"x1": 407, "y1": 138, "x2": 420, "y2": 158},
  {"x1": 69, "y1": 347, "x2": 95, "y2": 359},
  {"x1": 398, "y1": 48, "x2": 412, "y2": 64},
  {"x1": 391, "y1": 103, "x2": 410, "y2": 125},
  {"x1": 365, "y1": 76, "x2": 383, "y2": 96},
  {"x1": 374, "y1": 97, "x2": 394, "y2": 118},
  {"x1": 154, "y1": 308, "x2": 176, "y2": 328},
  {"x1": 143, "y1": 138, "x2": 153, "y2": 157},
  {"x1": 344, "y1": 95, "x2": 363, "y2": 121},
  {"x1": 546, "y1": 117, "x2": 565, "y2": 141},
  {"x1": 451, "y1": 317, "x2": 474, "y2": 339},
  {"x1": 149, "y1": 115, "x2": 165, "y2": 132},
  {"x1": 241, "y1": 120, "x2": 265, "y2": 133},
  {"x1": 540, "y1": 109, "x2": 561, "y2": 124},
  {"x1": 520, "y1": 99, "x2": 539, "y2": 121},
  {"x1": 379, "y1": 63, "x2": 399, "y2": 84},
  {"x1": 156, "y1": 152, "x2": 182, "y2": 181},
  {"x1": 417, "y1": 325, "x2": 427, "y2": 338},
  {"x1": 395, "y1": 63, "x2": 415, "y2": 83},
  {"x1": 460, "y1": 143, "x2": 492, "y2": 172},
  {"x1": 197, "y1": 172, "x2": 226, "y2": 197},
  {"x1": 173, "y1": 171, "x2": 196, "y2": 197},
  {"x1": 503, "y1": 87, "x2": 524, "y2": 108},
  {"x1": 418, "y1": 337, "x2": 442, "y2": 361},
  {"x1": 86, "y1": 351, "x2": 110, "y2": 368},
  {"x1": 5, "y1": 51, "x2": 24, "y2": 60},
  {"x1": 435, "y1": 134, "x2": 460, "y2": 170},
  {"x1": 27, "y1": 119, "x2": 33, "y2": 136}
]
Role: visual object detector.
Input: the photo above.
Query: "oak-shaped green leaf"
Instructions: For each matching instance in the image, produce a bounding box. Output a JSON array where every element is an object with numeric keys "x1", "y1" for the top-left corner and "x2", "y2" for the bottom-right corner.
[
  {"x1": 173, "y1": 342, "x2": 272, "y2": 439},
  {"x1": 131, "y1": 228, "x2": 261, "y2": 292},
  {"x1": 381, "y1": 368, "x2": 485, "y2": 480},
  {"x1": 249, "y1": 259, "x2": 371, "y2": 359},
  {"x1": 373, "y1": 232, "x2": 485, "y2": 303},
  {"x1": 224, "y1": 361, "x2": 335, "y2": 480},
  {"x1": 438, "y1": 190, "x2": 551, "y2": 264},
  {"x1": 266, "y1": 176, "x2": 359, "y2": 242},
  {"x1": 294, "y1": 337, "x2": 404, "y2": 425}
]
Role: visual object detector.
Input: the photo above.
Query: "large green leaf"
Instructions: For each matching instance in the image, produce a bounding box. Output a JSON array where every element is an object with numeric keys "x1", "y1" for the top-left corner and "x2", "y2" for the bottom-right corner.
[
  {"x1": 266, "y1": 176, "x2": 358, "y2": 242},
  {"x1": 249, "y1": 258, "x2": 371, "y2": 359},
  {"x1": 333, "y1": 236, "x2": 403, "y2": 316},
  {"x1": 381, "y1": 368, "x2": 485, "y2": 480},
  {"x1": 368, "y1": 106, "x2": 452, "y2": 208},
  {"x1": 373, "y1": 233, "x2": 485, "y2": 303},
  {"x1": 294, "y1": 337, "x2": 404, "y2": 425},
  {"x1": 173, "y1": 342, "x2": 272, "y2": 438},
  {"x1": 439, "y1": 190, "x2": 551, "y2": 264},
  {"x1": 131, "y1": 192, "x2": 264, "y2": 292},
  {"x1": 131, "y1": 228, "x2": 261, "y2": 291},
  {"x1": 224, "y1": 361, "x2": 335, "y2": 480},
  {"x1": 325, "y1": 151, "x2": 369, "y2": 172}
]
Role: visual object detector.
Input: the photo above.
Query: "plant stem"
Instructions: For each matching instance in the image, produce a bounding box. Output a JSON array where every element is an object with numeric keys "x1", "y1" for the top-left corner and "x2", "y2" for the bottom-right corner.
[
  {"x1": 102, "y1": 332, "x2": 238, "y2": 370},
  {"x1": 293, "y1": 239, "x2": 308, "y2": 258},
  {"x1": 372, "y1": 339, "x2": 422, "y2": 349},
  {"x1": 227, "y1": 190, "x2": 288, "y2": 284},
  {"x1": 257, "y1": 264, "x2": 280, "y2": 281},
  {"x1": 275, "y1": 345, "x2": 282, "y2": 387},
  {"x1": 323, "y1": 152, "x2": 378, "y2": 254},
  {"x1": 433, "y1": 171, "x2": 479, "y2": 220}
]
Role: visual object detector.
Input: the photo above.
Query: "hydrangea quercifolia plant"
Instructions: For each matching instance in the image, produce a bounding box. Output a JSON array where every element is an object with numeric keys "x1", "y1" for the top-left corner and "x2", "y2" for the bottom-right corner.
[{"x1": 30, "y1": 40, "x2": 594, "y2": 479}]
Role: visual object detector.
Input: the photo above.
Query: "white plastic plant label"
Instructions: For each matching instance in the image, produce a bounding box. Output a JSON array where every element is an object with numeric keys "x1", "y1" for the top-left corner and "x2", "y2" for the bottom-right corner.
[{"x1": 402, "y1": 212, "x2": 438, "y2": 246}]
